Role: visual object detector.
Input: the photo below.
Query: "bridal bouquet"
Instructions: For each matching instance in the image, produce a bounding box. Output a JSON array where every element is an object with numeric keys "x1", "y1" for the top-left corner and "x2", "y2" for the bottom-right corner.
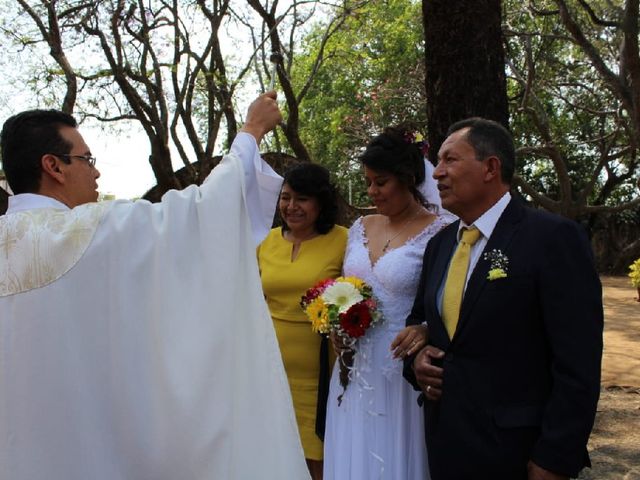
[{"x1": 301, "y1": 276, "x2": 382, "y2": 403}]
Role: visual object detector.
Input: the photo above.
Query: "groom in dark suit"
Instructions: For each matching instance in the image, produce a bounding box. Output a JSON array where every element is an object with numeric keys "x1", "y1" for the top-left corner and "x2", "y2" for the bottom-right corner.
[{"x1": 404, "y1": 118, "x2": 603, "y2": 480}]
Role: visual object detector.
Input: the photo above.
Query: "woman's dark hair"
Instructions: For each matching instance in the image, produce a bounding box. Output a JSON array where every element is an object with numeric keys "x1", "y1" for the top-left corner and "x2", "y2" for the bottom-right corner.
[
  {"x1": 360, "y1": 123, "x2": 428, "y2": 206},
  {"x1": 280, "y1": 163, "x2": 338, "y2": 235},
  {"x1": 1, "y1": 109, "x2": 77, "y2": 194}
]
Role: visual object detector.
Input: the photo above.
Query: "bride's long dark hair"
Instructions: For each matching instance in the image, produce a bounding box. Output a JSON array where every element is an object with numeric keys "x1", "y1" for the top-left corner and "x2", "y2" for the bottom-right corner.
[{"x1": 359, "y1": 123, "x2": 430, "y2": 208}]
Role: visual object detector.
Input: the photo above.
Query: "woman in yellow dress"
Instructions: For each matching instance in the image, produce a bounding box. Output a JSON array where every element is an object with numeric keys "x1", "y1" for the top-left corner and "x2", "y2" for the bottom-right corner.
[{"x1": 257, "y1": 163, "x2": 347, "y2": 480}]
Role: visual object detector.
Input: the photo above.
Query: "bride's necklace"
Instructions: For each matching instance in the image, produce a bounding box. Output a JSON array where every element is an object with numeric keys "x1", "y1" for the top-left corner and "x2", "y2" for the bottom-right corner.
[{"x1": 382, "y1": 207, "x2": 422, "y2": 253}]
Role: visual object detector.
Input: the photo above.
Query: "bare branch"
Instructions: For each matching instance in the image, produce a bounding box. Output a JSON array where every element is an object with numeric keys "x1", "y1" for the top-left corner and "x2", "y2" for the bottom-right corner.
[
  {"x1": 82, "y1": 113, "x2": 139, "y2": 122},
  {"x1": 575, "y1": 0, "x2": 620, "y2": 27},
  {"x1": 15, "y1": 0, "x2": 79, "y2": 112},
  {"x1": 512, "y1": 175, "x2": 561, "y2": 212},
  {"x1": 584, "y1": 196, "x2": 640, "y2": 213},
  {"x1": 297, "y1": 3, "x2": 364, "y2": 104},
  {"x1": 506, "y1": 53, "x2": 573, "y2": 204},
  {"x1": 554, "y1": 0, "x2": 632, "y2": 115}
]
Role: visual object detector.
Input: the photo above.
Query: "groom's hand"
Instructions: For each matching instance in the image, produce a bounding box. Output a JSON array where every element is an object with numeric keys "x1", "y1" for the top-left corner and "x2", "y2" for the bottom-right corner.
[
  {"x1": 240, "y1": 91, "x2": 282, "y2": 144},
  {"x1": 413, "y1": 345, "x2": 444, "y2": 401},
  {"x1": 527, "y1": 461, "x2": 568, "y2": 480}
]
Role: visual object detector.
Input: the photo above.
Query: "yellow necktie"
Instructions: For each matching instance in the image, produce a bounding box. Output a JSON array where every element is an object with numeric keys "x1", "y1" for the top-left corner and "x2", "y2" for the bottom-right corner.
[{"x1": 442, "y1": 227, "x2": 482, "y2": 339}]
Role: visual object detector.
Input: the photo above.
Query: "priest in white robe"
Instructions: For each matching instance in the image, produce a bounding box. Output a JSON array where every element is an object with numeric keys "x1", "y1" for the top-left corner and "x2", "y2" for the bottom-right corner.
[{"x1": 0, "y1": 92, "x2": 310, "y2": 479}]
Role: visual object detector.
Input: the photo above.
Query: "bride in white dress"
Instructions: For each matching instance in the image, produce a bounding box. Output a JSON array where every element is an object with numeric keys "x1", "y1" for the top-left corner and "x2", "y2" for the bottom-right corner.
[{"x1": 324, "y1": 125, "x2": 450, "y2": 480}]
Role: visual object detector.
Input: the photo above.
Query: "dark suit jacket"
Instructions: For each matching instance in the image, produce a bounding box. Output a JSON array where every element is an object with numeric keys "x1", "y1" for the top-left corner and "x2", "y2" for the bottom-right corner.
[{"x1": 404, "y1": 199, "x2": 603, "y2": 480}]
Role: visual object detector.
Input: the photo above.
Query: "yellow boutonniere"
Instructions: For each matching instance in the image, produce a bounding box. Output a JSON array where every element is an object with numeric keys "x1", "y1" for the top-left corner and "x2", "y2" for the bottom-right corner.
[
  {"x1": 488, "y1": 268, "x2": 508, "y2": 281},
  {"x1": 484, "y1": 249, "x2": 509, "y2": 281}
]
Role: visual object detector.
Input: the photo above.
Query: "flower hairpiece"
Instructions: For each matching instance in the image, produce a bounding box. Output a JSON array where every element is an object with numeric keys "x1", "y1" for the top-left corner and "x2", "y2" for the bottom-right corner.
[
  {"x1": 483, "y1": 249, "x2": 509, "y2": 281},
  {"x1": 403, "y1": 130, "x2": 429, "y2": 156}
]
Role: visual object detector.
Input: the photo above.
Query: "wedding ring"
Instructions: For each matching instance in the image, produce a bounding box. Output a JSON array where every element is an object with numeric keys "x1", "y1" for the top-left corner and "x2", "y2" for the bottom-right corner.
[{"x1": 426, "y1": 385, "x2": 432, "y2": 393}]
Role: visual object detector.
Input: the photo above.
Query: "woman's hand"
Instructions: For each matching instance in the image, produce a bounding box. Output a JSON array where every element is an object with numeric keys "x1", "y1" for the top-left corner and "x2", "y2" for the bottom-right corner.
[
  {"x1": 390, "y1": 324, "x2": 428, "y2": 359},
  {"x1": 330, "y1": 330, "x2": 351, "y2": 356}
]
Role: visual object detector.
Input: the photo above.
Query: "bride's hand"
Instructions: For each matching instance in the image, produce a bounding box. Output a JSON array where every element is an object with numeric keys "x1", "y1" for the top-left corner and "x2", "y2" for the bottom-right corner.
[
  {"x1": 390, "y1": 324, "x2": 428, "y2": 359},
  {"x1": 330, "y1": 330, "x2": 351, "y2": 355}
]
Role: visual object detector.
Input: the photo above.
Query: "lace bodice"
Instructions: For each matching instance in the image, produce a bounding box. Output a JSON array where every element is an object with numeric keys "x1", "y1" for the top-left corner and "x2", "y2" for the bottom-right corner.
[{"x1": 344, "y1": 215, "x2": 449, "y2": 334}]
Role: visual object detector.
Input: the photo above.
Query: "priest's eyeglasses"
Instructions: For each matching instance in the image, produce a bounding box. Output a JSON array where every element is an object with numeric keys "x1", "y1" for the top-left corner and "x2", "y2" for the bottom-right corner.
[{"x1": 54, "y1": 153, "x2": 97, "y2": 168}]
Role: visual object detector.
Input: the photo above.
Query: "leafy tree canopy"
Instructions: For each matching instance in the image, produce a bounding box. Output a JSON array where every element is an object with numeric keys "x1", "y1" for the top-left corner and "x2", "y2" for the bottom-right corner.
[
  {"x1": 505, "y1": 0, "x2": 639, "y2": 221},
  {"x1": 292, "y1": 0, "x2": 425, "y2": 206}
]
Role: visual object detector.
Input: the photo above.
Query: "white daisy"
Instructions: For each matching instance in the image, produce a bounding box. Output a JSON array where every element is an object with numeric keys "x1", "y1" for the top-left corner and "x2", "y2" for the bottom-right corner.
[{"x1": 321, "y1": 281, "x2": 363, "y2": 313}]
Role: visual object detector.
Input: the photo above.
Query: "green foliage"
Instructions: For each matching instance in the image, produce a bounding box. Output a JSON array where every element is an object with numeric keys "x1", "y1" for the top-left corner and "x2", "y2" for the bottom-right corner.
[
  {"x1": 289, "y1": 0, "x2": 638, "y2": 220},
  {"x1": 291, "y1": 0, "x2": 425, "y2": 206},
  {"x1": 504, "y1": 0, "x2": 638, "y2": 219}
]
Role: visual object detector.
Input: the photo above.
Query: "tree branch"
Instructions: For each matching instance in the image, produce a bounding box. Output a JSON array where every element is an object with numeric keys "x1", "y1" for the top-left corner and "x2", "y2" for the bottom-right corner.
[
  {"x1": 512, "y1": 174, "x2": 561, "y2": 212},
  {"x1": 554, "y1": 0, "x2": 632, "y2": 116},
  {"x1": 575, "y1": 0, "x2": 620, "y2": 27}
]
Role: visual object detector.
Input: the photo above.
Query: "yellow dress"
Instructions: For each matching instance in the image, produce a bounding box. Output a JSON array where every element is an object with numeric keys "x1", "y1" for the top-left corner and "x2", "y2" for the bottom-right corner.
[{"x1": 257, "y1": 225, "x2": 348, "y2": 460}]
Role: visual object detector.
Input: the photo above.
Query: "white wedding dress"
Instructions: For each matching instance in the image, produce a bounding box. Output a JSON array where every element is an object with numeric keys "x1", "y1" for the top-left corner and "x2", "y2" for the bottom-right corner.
[{"x1": 324, "y1": 215, "x2": 448, "y2": 480}]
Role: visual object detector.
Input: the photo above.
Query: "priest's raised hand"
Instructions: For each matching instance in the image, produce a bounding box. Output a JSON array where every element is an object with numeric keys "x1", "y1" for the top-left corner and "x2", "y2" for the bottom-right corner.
[{"x1": 241, "y1": 89, "x2": 282, "y2": 143}]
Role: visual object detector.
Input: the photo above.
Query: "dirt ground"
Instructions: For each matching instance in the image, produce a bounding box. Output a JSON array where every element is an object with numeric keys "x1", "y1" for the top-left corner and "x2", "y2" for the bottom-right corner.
[{"x1": 577, "y1": 276, "x2": 640, "y2": 480}]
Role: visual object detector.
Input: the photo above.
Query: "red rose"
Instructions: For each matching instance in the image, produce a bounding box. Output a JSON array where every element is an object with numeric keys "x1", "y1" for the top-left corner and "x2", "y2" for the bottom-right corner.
[
  {"x1": 363, "y1": 298, "x2": 377, "y2": 310},
  {"x1": 300, "y1": 288, "x2": 319, "y2": 307},
  {"x1": 316, "y1": 278, "x2": 336, "y2": 290},
  {"x1": 301, "y1": 278, "x2": 336, "y2": 308},
  {"x1": 339, "y1": 302, "x2": 372, "y2": 338}
]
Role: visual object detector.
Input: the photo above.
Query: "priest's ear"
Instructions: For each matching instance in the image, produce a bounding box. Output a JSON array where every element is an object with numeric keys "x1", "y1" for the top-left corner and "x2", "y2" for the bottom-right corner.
[{"x1": 41, "y1": 154, "x2": 67, "y2": 185}]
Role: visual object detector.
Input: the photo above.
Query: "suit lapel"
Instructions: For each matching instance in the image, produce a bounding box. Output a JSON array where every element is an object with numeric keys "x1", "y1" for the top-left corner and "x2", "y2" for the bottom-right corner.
[{"x1": 453, "y1": 199, "x2": 525, "y2": 339}]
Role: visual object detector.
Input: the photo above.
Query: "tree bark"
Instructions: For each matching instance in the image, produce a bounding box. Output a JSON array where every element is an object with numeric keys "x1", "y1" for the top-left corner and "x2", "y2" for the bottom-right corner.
[{"x1": 422, "y1": 0, "x2": 510, "y2": 163}]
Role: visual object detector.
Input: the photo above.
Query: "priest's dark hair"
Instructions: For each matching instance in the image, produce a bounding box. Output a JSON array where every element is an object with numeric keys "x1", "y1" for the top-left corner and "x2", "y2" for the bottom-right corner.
[
  {"x1": 1, "y1": 109, "x2": 78, "y2": 194},
  {"x1": 280, "y1": 162, "x2": 339, "y2": 235},
  {"x1": 359, "y1": 123, "x2": 428, "y2": 206}
]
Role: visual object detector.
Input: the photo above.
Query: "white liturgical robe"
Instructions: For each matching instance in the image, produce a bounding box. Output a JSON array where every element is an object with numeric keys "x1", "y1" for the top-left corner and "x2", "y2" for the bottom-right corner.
[{"x1": 0, "y1": 133, "x2": 310, "y2": 479}]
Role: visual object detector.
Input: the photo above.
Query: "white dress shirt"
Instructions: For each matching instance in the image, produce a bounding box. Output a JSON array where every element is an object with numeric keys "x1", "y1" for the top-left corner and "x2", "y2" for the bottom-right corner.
[
  {"x1": 438, "y1": 192, "x2": 511, "y2": 312},
  {"x1": 6, "y1": 192, "x2": 69, "y2": 213}
]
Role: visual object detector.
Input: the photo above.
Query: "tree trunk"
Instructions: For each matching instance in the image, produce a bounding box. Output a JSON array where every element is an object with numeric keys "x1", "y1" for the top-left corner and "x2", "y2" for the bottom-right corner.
[
  {"x1": 422, "y1": 0, "x2": 509, "y2": 163},
  {"x1": 147, "y1": 137, "x2": 182, "y2": 200}
]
